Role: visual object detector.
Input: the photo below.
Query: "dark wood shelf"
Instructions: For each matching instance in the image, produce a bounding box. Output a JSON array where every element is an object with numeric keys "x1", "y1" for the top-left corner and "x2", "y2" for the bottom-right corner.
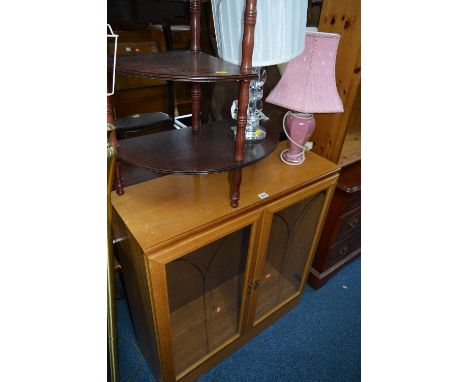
[
  {"x1": 111, "y1": 51, "x2": 257, "y2": 82},
  {"x1": 118, "y1": 120, "x2": 279, "y2": 174}
]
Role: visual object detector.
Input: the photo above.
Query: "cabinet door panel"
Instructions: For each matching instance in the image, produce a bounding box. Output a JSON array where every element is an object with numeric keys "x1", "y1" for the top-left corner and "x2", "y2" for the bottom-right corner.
[
  {"x1": 165, "y1": 225, "x2": 251, "y2": 376},
  {"x1": 254, "y1": 191, "x2": 325, "y2": 323}
]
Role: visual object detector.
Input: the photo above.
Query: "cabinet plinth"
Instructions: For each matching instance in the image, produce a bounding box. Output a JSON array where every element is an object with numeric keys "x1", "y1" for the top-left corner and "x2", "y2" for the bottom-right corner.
[
  {"x1": 117, "y1": 119, "x2": 279, "y2": 174},
  {"x1": 112, "y1": 142, "x2": 340, "y2": 381}
]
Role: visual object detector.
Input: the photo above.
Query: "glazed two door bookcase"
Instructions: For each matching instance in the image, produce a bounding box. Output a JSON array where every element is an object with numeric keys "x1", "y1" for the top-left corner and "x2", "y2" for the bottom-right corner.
[{"x1": 112, "y1": 144, "x2": 339, "y2": 381}]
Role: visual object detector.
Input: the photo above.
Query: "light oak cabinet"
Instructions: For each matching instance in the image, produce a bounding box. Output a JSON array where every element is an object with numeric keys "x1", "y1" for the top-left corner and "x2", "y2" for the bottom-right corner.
[{"x1": 112, "y1": 143, "x2": 339, "y2": 381}]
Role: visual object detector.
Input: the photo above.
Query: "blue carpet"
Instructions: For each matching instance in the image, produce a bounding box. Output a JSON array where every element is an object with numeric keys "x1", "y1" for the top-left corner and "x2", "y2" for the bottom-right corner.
[{"x1": 116, "y1": 258, "x2": 360, "y2": 382}]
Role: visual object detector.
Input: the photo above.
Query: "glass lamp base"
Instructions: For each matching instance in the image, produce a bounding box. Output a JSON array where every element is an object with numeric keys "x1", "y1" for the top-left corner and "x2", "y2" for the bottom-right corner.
[
  {"x1": 230, "y1": 66, "x2": 268, "y2": 142},
  {"x1": 230, "y1": 126, "x2": 267, "y2": 141}
]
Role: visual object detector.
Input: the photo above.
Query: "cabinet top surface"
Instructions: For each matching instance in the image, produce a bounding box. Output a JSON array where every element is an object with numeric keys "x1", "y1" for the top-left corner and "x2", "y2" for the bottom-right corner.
[
  {"x1": 112, "y1": 142, "x2": 339, "y2": 254},
  {"x1": 110, "y1": 51, "x2": 257, "y2": 82}
]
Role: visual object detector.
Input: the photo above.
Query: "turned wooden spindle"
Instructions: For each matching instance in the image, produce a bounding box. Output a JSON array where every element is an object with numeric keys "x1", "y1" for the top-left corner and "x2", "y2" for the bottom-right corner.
[
  {"x1": 235, "y1": 0, "x2": 257, "y2": 160},
  {"x1": 239, "y1": 0, "x2": 257, "y2": 75},
  {"x1": 190, "y1": 0, "x2": 201, "y2": 53},
  {"x1": 230, "y1": 167, "x2": 242, "y2": 208},
  {"x1": 190, "y1": 0, "x2": 202, "y2": 133},
  {"x1": 191, "y1": 82, "x2": 201, "y2": 132},
  {"x1": 230, "y1": 0, "x2": 257, "y2": 208}
]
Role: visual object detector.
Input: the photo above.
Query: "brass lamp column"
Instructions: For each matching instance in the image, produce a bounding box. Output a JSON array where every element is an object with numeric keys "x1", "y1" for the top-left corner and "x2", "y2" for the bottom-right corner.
[{"x1": 107, "y1": 124, "x2": 119, "y2": 382}]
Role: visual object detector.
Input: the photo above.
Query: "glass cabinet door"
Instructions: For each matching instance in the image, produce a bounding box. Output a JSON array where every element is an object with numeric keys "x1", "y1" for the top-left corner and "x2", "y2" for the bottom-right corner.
[
  {"x1": 165, "y1": 226, "x2": 251, "y2": 375},
  {"x1": 254, "y1": 191, "x2": 326, "y2": 323}
]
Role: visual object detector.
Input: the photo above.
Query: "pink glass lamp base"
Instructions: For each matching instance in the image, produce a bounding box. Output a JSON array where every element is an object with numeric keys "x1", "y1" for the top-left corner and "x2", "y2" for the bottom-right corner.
[{"x1": 280, "y1": 111, "x2": 316, "y2": 165}]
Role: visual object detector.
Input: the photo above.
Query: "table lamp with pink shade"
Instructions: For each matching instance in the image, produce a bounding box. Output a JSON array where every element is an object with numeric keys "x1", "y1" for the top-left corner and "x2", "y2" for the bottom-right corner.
[{"x1": 266, "y1": 29, "x2": 344, "y2": 165}]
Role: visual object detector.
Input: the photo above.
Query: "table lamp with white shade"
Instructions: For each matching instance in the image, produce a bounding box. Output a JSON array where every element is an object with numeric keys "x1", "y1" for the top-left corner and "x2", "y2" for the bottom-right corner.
[
  {"x1": 211, "y1": 0, "x2": 309, "y2": 141},
  {"x1": 266, "y1": 30, "x2": 344, "y2": 165}
]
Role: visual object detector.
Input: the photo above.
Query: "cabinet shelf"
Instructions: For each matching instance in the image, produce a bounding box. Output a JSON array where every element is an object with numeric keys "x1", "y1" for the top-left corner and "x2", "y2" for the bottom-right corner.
[
  {"x1": 111, "y1": 51, "x2": 257, "y2": 82},
  {"x1": 169, "y1": 275, "x2": 242, "y2": 375},
  {"x1": 117, "y1": 120, "x2": 279, "y2": 174}
]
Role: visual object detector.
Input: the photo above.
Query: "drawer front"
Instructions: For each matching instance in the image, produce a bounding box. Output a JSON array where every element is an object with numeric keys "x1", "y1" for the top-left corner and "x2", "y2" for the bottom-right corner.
[
  {"x1": 343, "y1": 190, "x2": 361, "y2": 213},
  {"x1": 325, "y1": 233, "x2": 361, "y2": 268},
  {"x1": 335, "y1": 207, "x2": 361, "y2": 242}
]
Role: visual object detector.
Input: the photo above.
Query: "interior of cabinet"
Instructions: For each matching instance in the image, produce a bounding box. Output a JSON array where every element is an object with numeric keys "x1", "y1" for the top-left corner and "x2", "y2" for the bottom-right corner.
[
  {"x1": 255, "y1": 191, "x2": 326, "y2": 323},
  {"x1": 165, "y1": 225, "x2": 251, "y2": 375}
]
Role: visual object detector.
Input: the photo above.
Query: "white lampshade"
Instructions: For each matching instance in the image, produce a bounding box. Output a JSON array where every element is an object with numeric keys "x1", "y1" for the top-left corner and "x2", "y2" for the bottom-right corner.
[{"x1": 211, "y1": 0, "x2": 308, "y2": 67}]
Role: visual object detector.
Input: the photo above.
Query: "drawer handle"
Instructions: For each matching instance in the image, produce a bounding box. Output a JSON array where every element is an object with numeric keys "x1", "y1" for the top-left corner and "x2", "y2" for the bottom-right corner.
[
  {"x1": 339, "y1": 245, "x2": 349, "y2": 256},
  {"x1": 348, "y1": 218, "x2": 359, "y2": 229}
]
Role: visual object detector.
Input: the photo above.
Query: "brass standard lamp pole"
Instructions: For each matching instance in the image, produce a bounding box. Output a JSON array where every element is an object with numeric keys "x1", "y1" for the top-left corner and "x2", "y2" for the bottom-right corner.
[{"x1": 107, "y1": 125, "x2": 119, "y2": 382}]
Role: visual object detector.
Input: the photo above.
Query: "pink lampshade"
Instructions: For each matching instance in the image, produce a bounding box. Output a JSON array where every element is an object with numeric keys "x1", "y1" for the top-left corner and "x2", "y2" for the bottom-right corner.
[{"x1": 266, "y1": 31, "x2": 344, "y2": 113}]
